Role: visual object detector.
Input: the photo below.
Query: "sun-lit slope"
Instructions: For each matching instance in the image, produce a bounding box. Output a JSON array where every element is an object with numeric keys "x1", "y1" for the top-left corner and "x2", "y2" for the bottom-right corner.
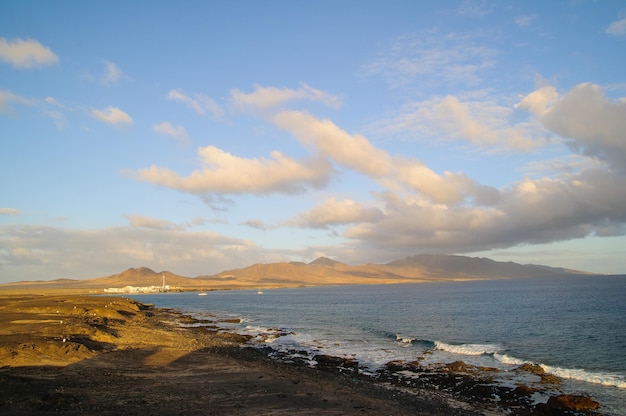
[{"x1": 1, "y1": 255, "x2": 595, "y2": 293}]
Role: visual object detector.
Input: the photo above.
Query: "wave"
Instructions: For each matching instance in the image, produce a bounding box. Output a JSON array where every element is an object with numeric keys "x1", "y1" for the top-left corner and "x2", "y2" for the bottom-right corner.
[
  {"x1": 494, "y1": 353, "x2": 529, "y2": 366},
  {"x1": 493, "y1": 354, "x2": 626, "y2": 389},
  {"x1": 396, "y1": 335, "x2": 415, "y2": 344},
  {"x1": 434, "y1": 340, "x2": 502, "y2": 356},
  {"x1": 540, "y1": 364, "x2": 626, "y2": 389}
]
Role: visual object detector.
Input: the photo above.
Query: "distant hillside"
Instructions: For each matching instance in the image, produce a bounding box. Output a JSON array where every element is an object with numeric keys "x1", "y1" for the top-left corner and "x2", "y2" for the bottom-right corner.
[
  {"x1": 1, "y1": 254, "x2": 595, "y2": 292},
  {"x1": 202, "y1": 254, "x2": 592, "y2": 287},
  {"x1": 384, "y1": 254, "x2": 585, "y2": 279}
]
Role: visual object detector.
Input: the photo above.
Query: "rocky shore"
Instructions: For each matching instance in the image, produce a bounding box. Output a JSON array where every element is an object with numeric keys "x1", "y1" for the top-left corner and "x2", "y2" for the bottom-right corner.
[{"x1": 0, "y1": 294, "x2": 603, "y2": 415}]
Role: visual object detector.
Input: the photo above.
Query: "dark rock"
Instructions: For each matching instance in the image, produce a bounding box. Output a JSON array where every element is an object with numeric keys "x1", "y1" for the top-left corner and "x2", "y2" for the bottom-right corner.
[
  {"x1": 445, "y1": 360, "x2": 472, "y2": 373},
  {"x1": 546, "y1": 394, "x2": 600, "y2": 411},
  {"x1": 314, "y1": 355, "x2": 359, "y2": 371}
]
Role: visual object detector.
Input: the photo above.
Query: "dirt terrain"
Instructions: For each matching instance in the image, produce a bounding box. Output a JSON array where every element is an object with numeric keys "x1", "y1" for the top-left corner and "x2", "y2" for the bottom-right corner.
[
  {"x1": 0, "y1": 294, "x2": 486, "y2": 415},
  {"x1": 0, "y1": 294, "x2": 602, "y2": 415}
]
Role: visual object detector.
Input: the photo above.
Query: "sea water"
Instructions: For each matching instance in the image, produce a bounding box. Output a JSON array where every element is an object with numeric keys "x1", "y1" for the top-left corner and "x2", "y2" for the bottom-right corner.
[{"x1": 133, "y1": 275, "x2": 626, "y2": 414}]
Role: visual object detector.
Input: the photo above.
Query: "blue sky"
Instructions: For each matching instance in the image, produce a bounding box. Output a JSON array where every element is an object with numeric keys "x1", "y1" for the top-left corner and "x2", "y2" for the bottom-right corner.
[{"x1": 1, "y1": 1, "x2": 625, "y2": 282}]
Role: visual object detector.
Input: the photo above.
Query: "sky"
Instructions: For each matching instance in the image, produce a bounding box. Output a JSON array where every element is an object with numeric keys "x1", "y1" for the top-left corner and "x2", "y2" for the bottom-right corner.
[{"x1": 1, "y1": 1, "x2": 626, "y2": 283}]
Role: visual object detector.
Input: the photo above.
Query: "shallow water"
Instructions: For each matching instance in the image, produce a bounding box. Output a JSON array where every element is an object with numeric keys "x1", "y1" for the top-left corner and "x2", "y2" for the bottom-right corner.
[{"x1": 134, "y1": 275, "x2": 626, "y2": 414}]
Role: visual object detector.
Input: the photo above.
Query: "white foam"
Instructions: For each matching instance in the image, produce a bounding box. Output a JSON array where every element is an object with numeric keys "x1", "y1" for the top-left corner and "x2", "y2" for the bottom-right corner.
[
  {"x1": 396, "y1": 335, "x2": 415, "y2": 344},
  {"x1": 540, "y1": 364, "x2": 626, "y2": 389},
  {"x1": 494, "y1": 353, "x2": 529, "y2": 366},
  {"x1": 434, "y1": 340, "x2": 502, "y2": 356}
]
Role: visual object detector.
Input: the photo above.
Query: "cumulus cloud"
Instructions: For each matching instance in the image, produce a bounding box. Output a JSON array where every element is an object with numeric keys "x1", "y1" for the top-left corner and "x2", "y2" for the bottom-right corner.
[
  {"x1": 130, "y1": 82, "x2": 626, "y2": 263},
  {"x1": 606, "y1": 18, "x2": 626, "y2": 36},
  {"x1": 231, "y1": 83, "x2": 341, "y2": 112},
  {"x1": 291, "y1": 197, "x2": 383, "y2": 228},
  {"x1": 153, "y1": 121, "x2": 189, "y2": 144},
  {"x1": 518, "y1": 83, "x2": 626, "y2": 171},
  {"x1": 144, "y1": 85, "x2": 482, "y2": 204},
  {"x1": 134, "y1": 145, "x2": 333, "y2": 195},
  {"x1": 392, "y1": 159, "x2": 499, "y2": 205},
  {"x1": 0, "y1": 37, "x2": 59, "y2": 69},
  {"x1": 342, "y1": 166, "x2": 626, "y2": 256},
  {"x1": 271, "y1": 108, "x2": 498, "y2": 205},
  {"x1": 91, "y1": 106, "x2": 133, "y2": 125},
  {"x1": 167, "y1": 89, "x2": 224, "y2": 120},
  {"x1": 272, "y1": 110, "x2": 393, "y2": 177}
]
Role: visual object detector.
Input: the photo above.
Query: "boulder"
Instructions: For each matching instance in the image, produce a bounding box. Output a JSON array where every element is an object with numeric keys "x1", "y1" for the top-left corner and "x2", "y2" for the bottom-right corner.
[{"x1": 546, "y1": 394, "x2": 600, "y2": 411}]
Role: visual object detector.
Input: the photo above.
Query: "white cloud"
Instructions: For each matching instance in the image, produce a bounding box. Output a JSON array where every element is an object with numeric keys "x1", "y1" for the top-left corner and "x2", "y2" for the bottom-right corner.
[
  {"x1": 518, "y1": 83, "x2": 626, "y2": 171},
  {"x1": 134, "y1": 145, "x2": 333, "y2": 195},
  {"x1": 516, "y1": 85, "x2": 559, "y2": 115},
  {"x1": 342, "y1": 166, "x2": 626, "y2": 256},
  {"x1": 291, "y1": 197, "x2": 383, "y2": 229},
  {"x1": 272, "y1": 110, "x2": 393, "y2": 177},
  {"x1": 0, "y1": 90, "x2": 33, "y2": 113},
  {"x1": 0, "y1": 208, "x2": 21, "y2": 215},
  {"x1": 0, "y1": 37, "x2": 59, "y2": 69},
  {"x1": 372, "y1": 93, "x2": 546, "y2": 151},
  {"x1": 91, "y1": 106, "x2": 133, "y2": 125},
  {"x1": 433, "y1": 95, "x2": 543, "y2": 150},
  {"x1": 231, "y1": 83, "x2": 341, "y2": 112},
  {"x1": 167, "y1": 89, "x2": 224, "y2": 120},
  {"x1": 153, "y1": 121, "x2": 189, "y2": 145},
  {"x1": 271, "y1": 107, "x2": 499, "y2": 205},
  {"x1": 391, "y1": 159, "x2": 497, "y2": 205},
  {"x1": 606, "y1": 17, "x2": 626, "y2": 36}
]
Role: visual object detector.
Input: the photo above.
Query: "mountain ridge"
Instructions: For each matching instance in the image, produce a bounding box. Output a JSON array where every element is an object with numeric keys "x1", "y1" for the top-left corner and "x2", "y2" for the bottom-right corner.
[{"x1": 2, "y1": 254, "x2": 598, "y2": 291}]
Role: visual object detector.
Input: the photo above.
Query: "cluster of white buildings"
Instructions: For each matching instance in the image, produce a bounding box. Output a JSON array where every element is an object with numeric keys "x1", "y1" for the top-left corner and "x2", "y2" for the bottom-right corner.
[
  {"x1": 103, "y1": 285, "x2": 171, "y2": 294},
  {"x1": 103, "y1": 273, "x2": 172, "y2": 293}
]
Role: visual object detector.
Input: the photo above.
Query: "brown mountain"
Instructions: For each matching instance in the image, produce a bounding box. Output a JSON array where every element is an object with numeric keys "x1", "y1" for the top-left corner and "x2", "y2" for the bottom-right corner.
[
  {"x1": 1, "y1": 254, "x2": 595, "y2": 292},
  {"x1": 201, "y1": 254, "x2": 592, "y2": 288}
]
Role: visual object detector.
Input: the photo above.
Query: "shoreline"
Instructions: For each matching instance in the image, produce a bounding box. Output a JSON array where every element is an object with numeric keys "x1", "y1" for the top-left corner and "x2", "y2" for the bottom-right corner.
[{"x1": 0, "y1": 293, "x2": 603, "y2": 415}]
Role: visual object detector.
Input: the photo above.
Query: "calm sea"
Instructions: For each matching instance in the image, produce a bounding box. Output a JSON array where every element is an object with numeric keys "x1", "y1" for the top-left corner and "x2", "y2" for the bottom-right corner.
[{"x1": 133, "y1": 275, "x2": 626, "y2": 414}]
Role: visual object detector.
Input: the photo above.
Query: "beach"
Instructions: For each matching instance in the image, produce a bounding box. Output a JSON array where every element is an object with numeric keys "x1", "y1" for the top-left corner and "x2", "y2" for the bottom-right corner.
[{"x1": 0, "y1": 293, "x2": 603, "y2": 415}]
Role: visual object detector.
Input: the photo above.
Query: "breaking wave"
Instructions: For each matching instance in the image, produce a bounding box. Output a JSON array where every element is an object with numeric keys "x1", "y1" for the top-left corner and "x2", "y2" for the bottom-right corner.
[
  {"x1": 540, "y1": 364, "x2": 626, "y2": 389},
  {"x1": 434, "y1": 340, "x2": 502, "y2": 356}
]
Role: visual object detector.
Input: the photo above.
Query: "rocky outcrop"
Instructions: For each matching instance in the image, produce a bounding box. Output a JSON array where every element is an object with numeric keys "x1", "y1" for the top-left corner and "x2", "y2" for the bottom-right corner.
[{"x1": 545, "y1": 394, "x2": 601, "y2": 411}]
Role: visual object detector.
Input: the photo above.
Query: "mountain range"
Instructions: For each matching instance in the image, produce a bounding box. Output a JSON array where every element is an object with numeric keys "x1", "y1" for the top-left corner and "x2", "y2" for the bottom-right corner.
[{"x1": 1, "y1": 254, "x2": 595, "y2": 291}]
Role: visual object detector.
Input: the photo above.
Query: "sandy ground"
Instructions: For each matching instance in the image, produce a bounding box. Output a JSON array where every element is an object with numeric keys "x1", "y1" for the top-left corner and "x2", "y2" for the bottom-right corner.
[
  {"x1": 0, "y1": 294, "x2": 603, "y2": 415},
  {"x1": 0, "y1": 293, "x2": 487, "y2": 415}
]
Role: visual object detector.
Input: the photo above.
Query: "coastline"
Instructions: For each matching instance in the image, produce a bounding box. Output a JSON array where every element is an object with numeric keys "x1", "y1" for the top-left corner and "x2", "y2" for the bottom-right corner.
[{"x1": 0, "y1": 293, "x2": 603, "y2": 415}]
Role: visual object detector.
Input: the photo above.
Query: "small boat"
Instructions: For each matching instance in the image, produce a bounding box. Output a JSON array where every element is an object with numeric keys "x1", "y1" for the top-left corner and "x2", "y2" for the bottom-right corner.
[
  {"x1": 257, "y1": 288, "x2": 263, "y2": 294},
  {"x1": 198, "y1": 291, "x2": 207, "y2": 296}
]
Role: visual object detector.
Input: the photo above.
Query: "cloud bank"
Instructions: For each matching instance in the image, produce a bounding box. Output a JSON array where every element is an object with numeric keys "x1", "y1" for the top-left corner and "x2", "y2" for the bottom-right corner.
[{"x1": 130, "y1": 82, "x2": 626, "y2": 267}]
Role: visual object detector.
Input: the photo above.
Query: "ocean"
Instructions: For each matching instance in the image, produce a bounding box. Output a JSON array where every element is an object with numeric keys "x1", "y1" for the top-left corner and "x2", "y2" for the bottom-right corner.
[{"x1": 132, "y1": 274, "x2": 626, "y2": 414}]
